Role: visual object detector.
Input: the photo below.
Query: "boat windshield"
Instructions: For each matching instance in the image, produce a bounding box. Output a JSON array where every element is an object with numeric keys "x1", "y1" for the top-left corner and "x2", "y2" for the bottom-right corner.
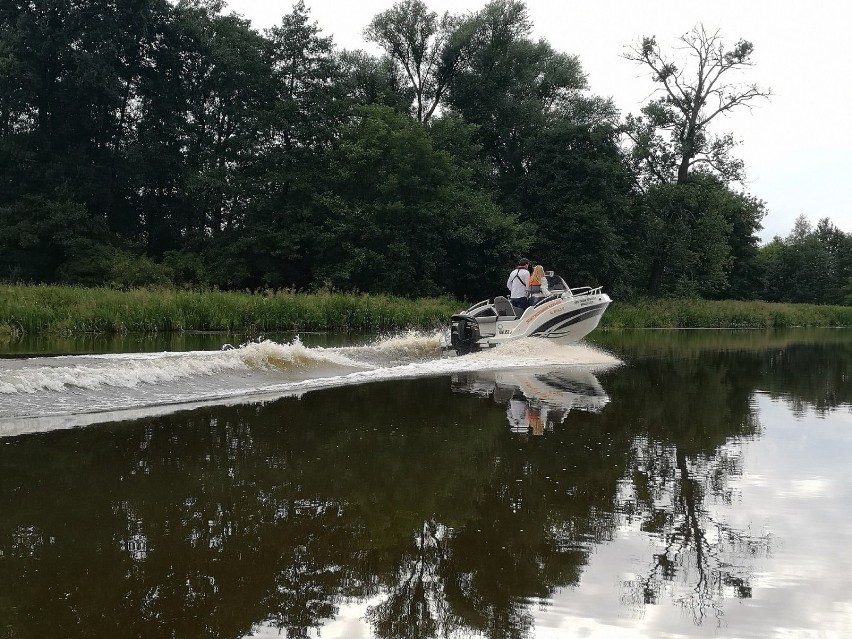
[{"x1": 546, "y1": 275, "x2": 568, "y2": 291}]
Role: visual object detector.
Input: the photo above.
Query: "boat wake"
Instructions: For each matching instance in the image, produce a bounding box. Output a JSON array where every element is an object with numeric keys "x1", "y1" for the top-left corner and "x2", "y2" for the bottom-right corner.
[{"x1": 0, "y1": 331, "x2": 620, "y2": 435}]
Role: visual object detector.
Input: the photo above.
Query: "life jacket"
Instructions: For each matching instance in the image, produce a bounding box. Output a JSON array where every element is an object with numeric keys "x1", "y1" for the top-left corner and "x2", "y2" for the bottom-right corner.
[{"x1": 528, "y1": 276, "x2": 542, "y2": 295}]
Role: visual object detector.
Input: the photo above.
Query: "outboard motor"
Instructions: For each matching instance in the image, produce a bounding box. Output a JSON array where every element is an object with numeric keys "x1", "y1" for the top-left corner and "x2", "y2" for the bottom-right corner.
[{"x1": 449, "y1": 314, "x2": 481, "y2": 355}]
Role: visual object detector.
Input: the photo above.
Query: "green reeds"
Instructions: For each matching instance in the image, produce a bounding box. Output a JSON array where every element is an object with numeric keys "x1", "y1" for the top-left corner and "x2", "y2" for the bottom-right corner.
[
  {"x1": 2, "y1": 284, "x2": 850, "y2": 335},
  {"x1": 0, "y1": 284, "x2": 459, "y2": 334},
  {"x1": 602, "y1": 298, "x2": 852, "y2": 329}
]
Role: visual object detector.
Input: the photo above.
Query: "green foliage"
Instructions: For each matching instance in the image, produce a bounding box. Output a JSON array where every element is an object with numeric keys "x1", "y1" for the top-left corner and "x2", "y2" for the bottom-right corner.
[
  {"x1": 759, "y1": 216, "x2": 852, "y2": 305},
  {"x1": 640, "y1": 181, "x2": 731, "y2": 297},
  {"x1": 716, "y1": 185, "x2": 766, "y2": 300},
  {"x1": 314, "y1": 105, "x2": 529, "y2": 299},
  {"x1": 364, "y1": 0, "x2": 480, "y2": 123},
  {"x1": 517, "y1": 121, "x2": 636, "y2": 294},
  {"x1": 0, "y1": 1, "x2": 842, "y2": 309},
  {"x1": 162, "y1": 250, "x2": 208, "y2": 287},
  {"x1": 0, "y1": 192, "x2": 102, "y2": 282},
  {"x1": 0, "y1": 284, "x2": 459, "y2": 334},
  {"x1": 427, "y1": 114, "x2": 492, "y2": 187},
  {"x1": 337, "y1": 49, "x2": 414, "y2": 113},
  {"x1": 603, "y1": 298, "x2": 852, "y2": 329},
  {"x1": 446, "y1": 0, "x2": 591, "y2": 194},
  {"x1": 106, "y1": 252, "x2": 174, "y2": 289},
  {"x1": 633, "y1": 175, "x2": 765, "y2": 298}
]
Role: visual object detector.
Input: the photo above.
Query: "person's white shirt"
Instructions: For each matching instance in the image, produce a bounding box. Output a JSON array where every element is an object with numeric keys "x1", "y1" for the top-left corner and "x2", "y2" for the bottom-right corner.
[
  {"x1": 507, "y1": 399, "x2": 529, "y2": 432},
  {"x1": 506, "y1": 267, "x2": 529, "y2": 298}
]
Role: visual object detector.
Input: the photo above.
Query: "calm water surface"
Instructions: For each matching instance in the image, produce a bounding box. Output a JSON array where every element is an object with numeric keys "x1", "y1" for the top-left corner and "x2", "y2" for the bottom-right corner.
[{"x1": 1, "y1": 329, "x2": 851, "y2": 638}]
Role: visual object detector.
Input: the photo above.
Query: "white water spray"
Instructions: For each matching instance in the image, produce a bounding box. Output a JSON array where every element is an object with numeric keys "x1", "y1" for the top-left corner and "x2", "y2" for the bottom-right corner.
[{"x1": 0, "y1": 333, "x2": 621, "y2": 432}]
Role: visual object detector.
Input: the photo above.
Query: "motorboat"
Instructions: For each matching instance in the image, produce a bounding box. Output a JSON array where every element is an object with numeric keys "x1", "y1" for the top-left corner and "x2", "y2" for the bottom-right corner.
[{"x1": 448, "y1": 273, "x2": 611, "y2": 354}]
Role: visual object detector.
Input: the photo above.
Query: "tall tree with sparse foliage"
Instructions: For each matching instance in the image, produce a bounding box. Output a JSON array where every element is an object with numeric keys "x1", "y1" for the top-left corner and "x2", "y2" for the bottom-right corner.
[
  {"x1": 623, "y1": 25, "x2": 769, "y2": 295},
  {"x1": 623, "y1": 24, "x2": 771, "y2": 187}
]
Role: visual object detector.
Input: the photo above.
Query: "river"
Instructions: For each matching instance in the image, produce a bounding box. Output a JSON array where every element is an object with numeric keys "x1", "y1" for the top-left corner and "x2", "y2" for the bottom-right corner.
[{"x1": 1, "y1": 328, "x2": 851, "y2": 638}]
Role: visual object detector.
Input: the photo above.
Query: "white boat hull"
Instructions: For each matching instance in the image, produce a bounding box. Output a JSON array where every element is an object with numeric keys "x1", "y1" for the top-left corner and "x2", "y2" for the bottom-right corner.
[{"x1": 449, "y1": 285, "x2": 611, "y2": 354}]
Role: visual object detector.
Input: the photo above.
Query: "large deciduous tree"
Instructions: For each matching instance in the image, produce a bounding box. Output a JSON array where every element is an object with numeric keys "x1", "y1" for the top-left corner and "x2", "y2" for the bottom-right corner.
[
  {"x1": 364, "y1": 0, "x2": 480, "y2": 123},
  {"x1": 518, "y1": 121, "x2": 637, "y2": 294},
  {"x1": 636, "y1": 175, "x2": 765, "y2": 298},
  {"x1": 235, "y1": 0, "x2": 345, "y2": 289},
  {"x1": 623, "y1": 24, "x2": 770, "y2": 187},
  {"x1": 176, "y1": 2, "x2": 274, "y2": 242},
  {"x1": 313, "y1": 105, "x2": 529, "y2": 299},
  {"x1": 445, "y1": 0, "x2": 631, "y2": 294},
  {"x1": 189, "y1": 0, "x2": 348, "y2": 291},
  {"x1": 623, "y1": 25, "x2": 769, "y2": 296},
  {"x1": 447, "y1": 0, "x2": 593, "y2": 196},
  {"x1": 0, "y1": 0, "x2": 178, "y2": 281}
]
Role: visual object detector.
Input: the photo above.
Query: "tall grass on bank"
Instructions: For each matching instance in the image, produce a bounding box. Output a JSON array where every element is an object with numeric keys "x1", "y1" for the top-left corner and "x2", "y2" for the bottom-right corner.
[
  {"x1": 603, "y1": 298, "x2": 852, "y2": 329},
  {"x1": 0, "y1": 284, "x2": 460, "y2": 334},
  {"x1": 2, "y1": 285, "x2": 851, "y2": 334}
]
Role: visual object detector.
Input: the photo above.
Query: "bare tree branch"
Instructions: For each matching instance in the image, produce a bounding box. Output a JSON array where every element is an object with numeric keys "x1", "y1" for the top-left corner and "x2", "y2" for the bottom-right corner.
[{"x1": 623, "y1": 24, "x2": 770, "y2": 185}]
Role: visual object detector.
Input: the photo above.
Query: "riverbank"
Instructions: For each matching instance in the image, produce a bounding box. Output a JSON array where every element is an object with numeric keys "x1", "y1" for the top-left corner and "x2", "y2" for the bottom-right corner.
[
  {"x1": 604, "y1": 298, "x2": 852, "y2": 329},
  {"x1": 1, "y1": 284, "x2": 850, "y2": 335},
  {"x1": 0, "y1": 285, "x2": 457, "y2": 335}
]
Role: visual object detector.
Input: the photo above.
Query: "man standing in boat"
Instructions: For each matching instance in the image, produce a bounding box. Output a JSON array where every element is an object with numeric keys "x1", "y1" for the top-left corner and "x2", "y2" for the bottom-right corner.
[{"x1": 507, "y1": 258, "x2": 531, "y2": 310}]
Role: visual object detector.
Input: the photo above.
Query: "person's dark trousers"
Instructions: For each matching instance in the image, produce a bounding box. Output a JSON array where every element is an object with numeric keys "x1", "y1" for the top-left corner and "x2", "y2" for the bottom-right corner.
[{"x1": 510, "y1": 297, "x2": 530, "y2": 310}]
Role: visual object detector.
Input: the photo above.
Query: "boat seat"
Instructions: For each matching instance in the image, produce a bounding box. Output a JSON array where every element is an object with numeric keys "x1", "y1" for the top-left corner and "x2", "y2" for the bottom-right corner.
[{"x1": 493, "y1": 296, "x2": 517, "y2": 318}]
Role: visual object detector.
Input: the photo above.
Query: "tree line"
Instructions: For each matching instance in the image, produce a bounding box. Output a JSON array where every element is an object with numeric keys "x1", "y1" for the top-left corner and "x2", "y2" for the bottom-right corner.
[{"x1": 0, "y1": 0, "x2": 848, "y2": 304}]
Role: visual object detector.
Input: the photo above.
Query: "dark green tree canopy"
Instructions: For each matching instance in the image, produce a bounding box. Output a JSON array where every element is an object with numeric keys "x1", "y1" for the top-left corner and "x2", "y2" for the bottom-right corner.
[
  {"x1": 314, "y1": 105, "x2": 528, "y2": 298},
  {"x1": 364, "y1": 0, "x2": 481, "y2": 123},
  {"x1": 0, "y1": 0, "x2": 840, "y2": 306},
  {"x1": 447, "y1": 0, "x2": 591, "y2": 185},
  {"x1": 760, "y1": 215, "x2": 852, "y2": 305}
]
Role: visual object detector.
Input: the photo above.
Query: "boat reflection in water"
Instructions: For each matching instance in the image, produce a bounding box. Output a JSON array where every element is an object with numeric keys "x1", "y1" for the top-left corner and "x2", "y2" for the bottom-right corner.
[{"x1": 451, "y1": 367, "x2": 609, "y2": 436}]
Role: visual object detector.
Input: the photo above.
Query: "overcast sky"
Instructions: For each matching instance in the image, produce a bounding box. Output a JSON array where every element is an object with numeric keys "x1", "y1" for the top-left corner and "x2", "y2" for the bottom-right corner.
[{"x1": 224, "y1": 0, "x2": 852, "y2": 243}]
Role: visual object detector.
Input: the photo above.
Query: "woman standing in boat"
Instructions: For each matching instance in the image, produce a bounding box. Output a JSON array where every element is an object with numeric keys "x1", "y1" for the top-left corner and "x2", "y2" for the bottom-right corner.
[{"x1": 527, "y1": 264, "x2": 550, "y2": 304}]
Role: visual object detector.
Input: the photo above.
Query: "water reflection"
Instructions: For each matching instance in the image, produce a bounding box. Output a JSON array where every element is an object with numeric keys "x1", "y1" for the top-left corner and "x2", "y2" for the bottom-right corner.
[
  {"x1": 617, "y1": 436, "x2": 771, "y2": 625},
  {"x1": 451, "y1": 368, "x2": 610, "y2": 436},
  {"x1": 0, "y1": 375, "x2": 624, "y2": 639},
  {"x1": 1, "y1": 332, "x2": 851, "y2": 638},
  {"x1": 590, "y1": 328, "x2": 852, "y2": 417}
]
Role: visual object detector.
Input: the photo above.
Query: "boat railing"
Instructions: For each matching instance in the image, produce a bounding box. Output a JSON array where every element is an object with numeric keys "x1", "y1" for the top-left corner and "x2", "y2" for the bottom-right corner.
[
  {"x1": 567, "y1": 286, "x2": 603, "y2": 297},
  {"x1": 464, "y1": 299, "x2": 491, "y2": 314}
]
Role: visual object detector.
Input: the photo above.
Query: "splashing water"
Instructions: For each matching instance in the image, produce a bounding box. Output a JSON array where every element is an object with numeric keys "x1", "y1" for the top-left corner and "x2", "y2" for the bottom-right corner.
[{"x1": 0, "y1": 333, "x2": 620, "y2": 433}]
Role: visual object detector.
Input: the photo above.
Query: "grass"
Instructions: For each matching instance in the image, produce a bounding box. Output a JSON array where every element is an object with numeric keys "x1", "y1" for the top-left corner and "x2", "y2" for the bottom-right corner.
[
  {"x1": 1, "y1": 284, "x2": 850, "y2": 335},
  {"x1": 0, "y1": 284, "x2": 459, "y2": 335},
  {"x1": 602, "y1": 298, "x2": 852, "y2": 329}
]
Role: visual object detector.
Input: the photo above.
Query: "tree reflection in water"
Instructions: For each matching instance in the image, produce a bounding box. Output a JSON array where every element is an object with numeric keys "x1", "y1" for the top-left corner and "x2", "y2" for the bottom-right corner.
[
  {"x1": 619, "y1": 439, "x2": 771, "y2": 625},
  {"x1": 452, "y1": 359, "x2": 773, "y2": 629},
  {"x1": 605, "y1": 352, "x2": 771, "y2": 626},
  {"x1": 366, "y1": 520, "x2": 450, "y2": 639},
  {"x1": 0, "y1": 334, "x2": 850, "y2": 638}
]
